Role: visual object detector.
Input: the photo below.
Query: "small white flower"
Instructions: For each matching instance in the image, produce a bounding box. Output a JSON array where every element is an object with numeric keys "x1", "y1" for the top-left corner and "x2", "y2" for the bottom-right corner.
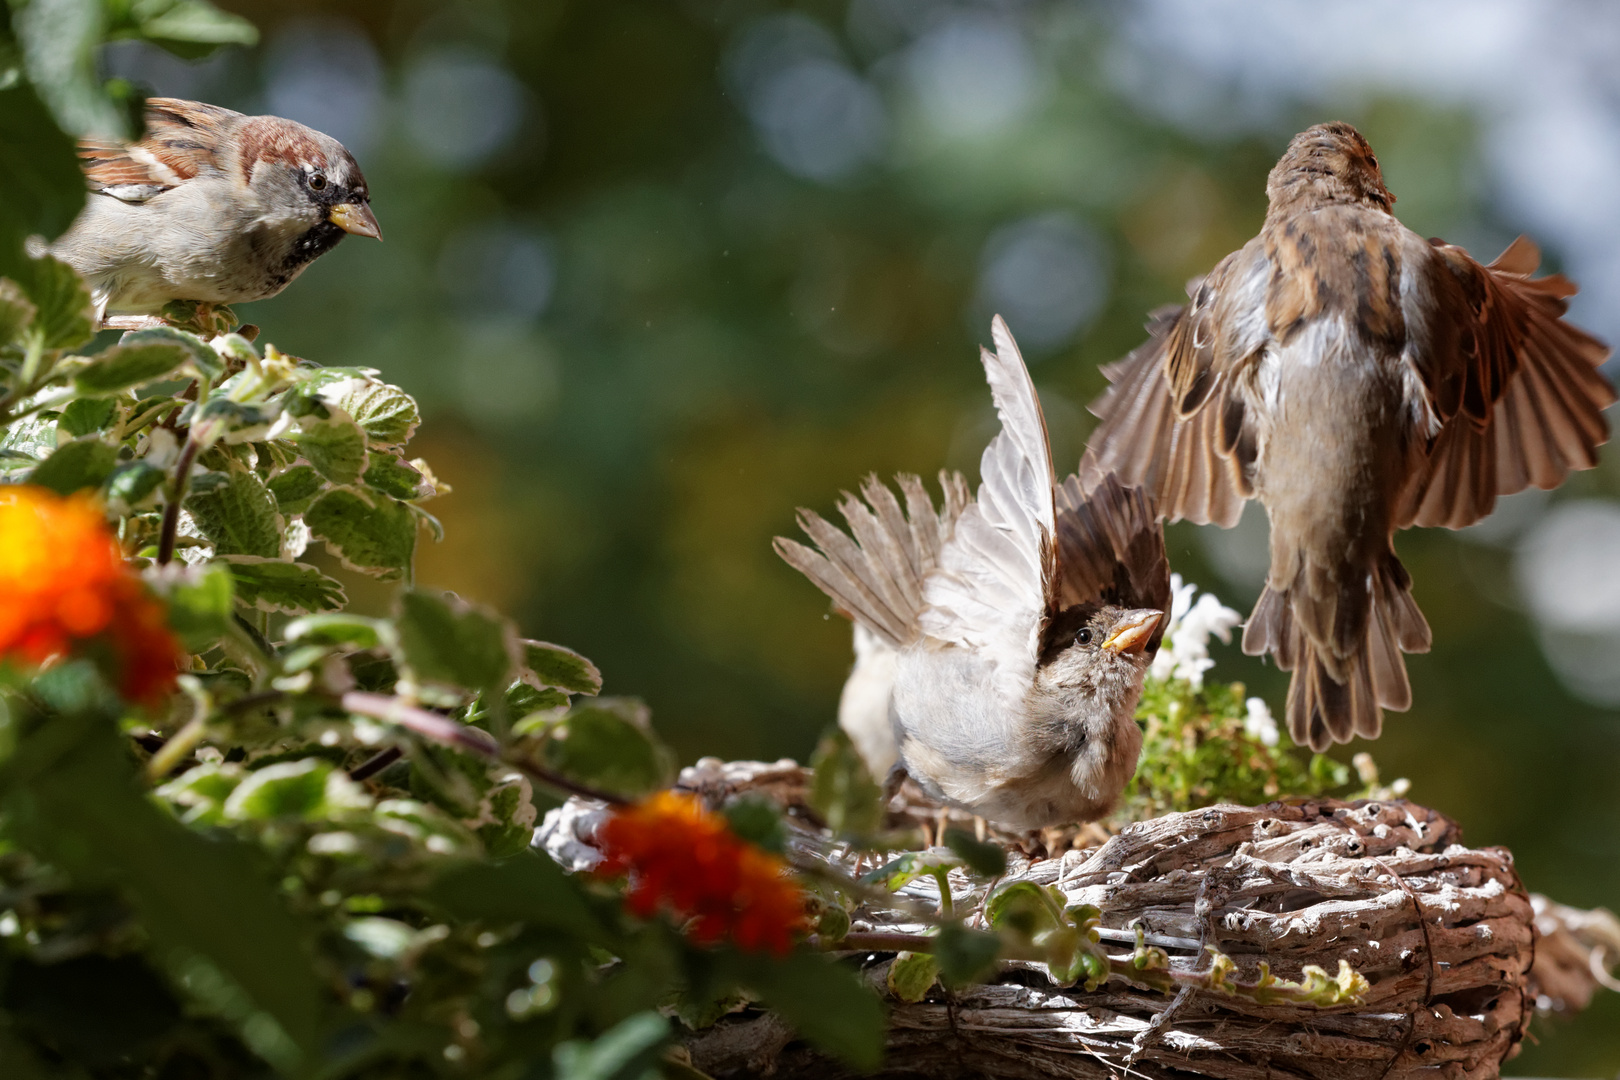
[
  {"x1": 1244, "y1": 697, "x2": 1279, "y2": 747},
  {"x1": 1149, "y1": 574, "x2": 1243, "y2": 690}
]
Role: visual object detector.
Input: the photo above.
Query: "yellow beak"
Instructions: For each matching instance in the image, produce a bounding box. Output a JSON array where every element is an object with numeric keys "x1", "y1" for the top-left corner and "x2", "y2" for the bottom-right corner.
[
  {"x1": 1101, "y1": 609, "x2": 1164, "y2": 656},
  {"x1": 329, "y1": 202, "x2": 383, "y2": 241}
]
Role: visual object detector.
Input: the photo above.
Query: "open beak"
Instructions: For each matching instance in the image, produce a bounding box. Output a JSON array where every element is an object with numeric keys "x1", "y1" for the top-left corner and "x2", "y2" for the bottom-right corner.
[
  {"x1": 329, "y1": 202, "x2": 382, "y2": 241},
  {"x1": 1101, "y1": 609, "x2": 1163, "y2": 656}
]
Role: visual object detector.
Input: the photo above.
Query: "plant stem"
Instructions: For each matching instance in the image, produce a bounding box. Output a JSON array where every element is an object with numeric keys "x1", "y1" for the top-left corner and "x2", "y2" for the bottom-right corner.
[{"x1": 157, "y1": 435, "x2": 202, "y2": 565}]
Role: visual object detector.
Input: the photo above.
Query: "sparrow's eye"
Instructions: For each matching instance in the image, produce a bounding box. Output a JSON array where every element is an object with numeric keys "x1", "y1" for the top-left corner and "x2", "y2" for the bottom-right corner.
[
  {"x1": 308, "y1": 173, "x2": 328, "y2": 190},
  {"x1": 1075, "y1": 628, "x2": 1093, "y2": 646}
]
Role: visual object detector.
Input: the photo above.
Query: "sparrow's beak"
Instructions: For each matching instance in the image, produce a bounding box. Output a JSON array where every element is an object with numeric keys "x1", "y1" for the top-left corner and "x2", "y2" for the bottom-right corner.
[
  {"x1": 329, "y1": 202, "x2": 383, "y2": 241},
  {"x1": 1101, "y1": 609, "x2": 1163, "y2": 656}
]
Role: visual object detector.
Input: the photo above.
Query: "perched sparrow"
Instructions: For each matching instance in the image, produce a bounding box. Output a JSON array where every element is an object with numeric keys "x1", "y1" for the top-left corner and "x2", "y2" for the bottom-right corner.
[
  {"x1": 1082, "y1": 121, "x2": 1614, "y2": 751},
  {"x1": 49, "y1": 98, "x2": 381, "y2": 326},
  {"x1": 777, "y1": 317, "x2": 1170, "y2": 830}
]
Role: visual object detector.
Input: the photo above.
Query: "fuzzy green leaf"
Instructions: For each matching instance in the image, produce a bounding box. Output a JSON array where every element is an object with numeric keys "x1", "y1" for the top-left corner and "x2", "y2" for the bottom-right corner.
[
  {"x1": 30, "y1": 436, "x2": 118, "y2": 494},
  {"x1": 731, "y1": 950, "x2": 884, "y2": 1071},
  {"x1": 934, "y1": 923, "x2": 1001, "y2": 987},
  {"x1": 106, "y1": 460, "x2": 167, "y2": 508},
  {"x1": 185, "y1": 467, "x2": 282, "y2": 558},
  {"x1": 395, "y1": 588, "x2": 516, "y2": 695},
  {"x1": 539, "y1": 699, "x2": 674, "y2": 799},
  {"x1": 809, "y1": 728, "x2": 883, "y2": 840},
  {"x1": 943, "y1": 827, "x2": 1007, "y2": 878},
  {"x1": 146, "y1": 561, "x2": 235, "y2": 653},
  {"x1": 283, "y1": 613, "x2": 384, "y2": 650},
  {"x1": 0, "y1": 81, "x2": 85, "y2": 281},
  {"x1": 427, "y1": 853, "x2": 606, "y2": 940},
  {"x1": 221, "y1": 556, "x2": 346, "y2": 615},
  {"x1": 286, "y1": 397, "x2": 367, "y2": 484},
  {"x1": 361, "y1": 452, "x2": 428, "y2": 500},
  {"x1": 308, "y1": 374, "x2": 420, "y2": 447},
  {"x1": 304, "y1": 486, "x2": 417, "y2": 580},
  {"x1": 55, "y1": 395, "x2": 114, "y2": 437},
  {"x1": 122, "y1": 0, "x2": 259, "y2": 58},
  {"x1": 267, "y1": 464, "x2": 324, "y2": 515},
  {"x1": 15, "y1": 254, "x2": 94, "y2": 350},
  {"x1": 0, "y1": 279, "x2": 39, "y2": 347},
  {"x1": 552, "y1": 1011, "x2": 670, "y2": 1080},
  {"x1": 887, "y1": 951, "x2": 940, "y2": 1003},
  {"x1": 74, "y1": 340, "x2": 191, "y2": 395},
  {"x1": 522, "y1": 639, "x2": 603, "y2": 696}
]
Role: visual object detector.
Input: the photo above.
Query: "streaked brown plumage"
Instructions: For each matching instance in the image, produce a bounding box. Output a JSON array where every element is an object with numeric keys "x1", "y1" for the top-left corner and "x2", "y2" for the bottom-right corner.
[{"x1": 1082, "y1": 121, "x2": 1614, "y2": 751}]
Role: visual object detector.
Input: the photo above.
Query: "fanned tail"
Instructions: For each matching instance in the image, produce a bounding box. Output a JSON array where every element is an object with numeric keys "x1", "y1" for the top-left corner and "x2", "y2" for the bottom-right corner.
[{"x1": 1243, "y1": 554, "x2": 1431, "y2": 750}]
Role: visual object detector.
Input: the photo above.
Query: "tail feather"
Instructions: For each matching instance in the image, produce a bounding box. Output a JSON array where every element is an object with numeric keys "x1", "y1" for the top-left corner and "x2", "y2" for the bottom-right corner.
[
  {"x1": 775, "y1": 473, "x2": 969, "y2": 647},
  {"x1": 1246, "y1": 553, "x2": 1431, "y2": 751}
]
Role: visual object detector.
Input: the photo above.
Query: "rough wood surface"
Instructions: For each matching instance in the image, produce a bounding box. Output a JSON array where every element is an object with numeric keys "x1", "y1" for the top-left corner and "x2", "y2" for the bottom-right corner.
[{"x1": 536, "y1": 759, "x2": 1577, "y2": 1080}]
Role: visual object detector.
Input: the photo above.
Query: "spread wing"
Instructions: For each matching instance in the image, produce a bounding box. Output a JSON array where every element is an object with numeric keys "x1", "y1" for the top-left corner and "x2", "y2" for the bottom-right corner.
[
  {"x1": 1053, "y1": 473, "x2": 1172, "y2": 650},
  {"x1": 1079, "y1": 241, "x2": 1270, "y2": 527},
  {"x1": 1398, "y1": 236, "x2": 1614, "y2": 528},
  {"x1": 78, "y1": 98, "x2": 239, "y2": 203},
  {"x1": 917, "y1": 316, "x2": 1056, "y2": 686}
]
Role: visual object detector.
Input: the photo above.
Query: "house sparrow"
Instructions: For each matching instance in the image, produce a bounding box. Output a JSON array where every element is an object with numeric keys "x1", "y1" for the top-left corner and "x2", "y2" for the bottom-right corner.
[
  {"x1": 49, "y1": 98, "x2": 381, "y2": 327},
  {"x1": 1081, "y1": 121, "x2": 1614, "y2": 751},
  {"x1": 776, "y1": 317, "x2": 1170, "y2": 830}
]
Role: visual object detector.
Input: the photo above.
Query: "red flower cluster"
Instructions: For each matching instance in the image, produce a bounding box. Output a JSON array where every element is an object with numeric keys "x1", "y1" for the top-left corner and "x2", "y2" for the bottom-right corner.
[
  {"x1": 0, "y1": 487, "x2": 181, "y2": 706},
  {"x1": 595, "y1": 791, "x2": 807, "y2": 955}
]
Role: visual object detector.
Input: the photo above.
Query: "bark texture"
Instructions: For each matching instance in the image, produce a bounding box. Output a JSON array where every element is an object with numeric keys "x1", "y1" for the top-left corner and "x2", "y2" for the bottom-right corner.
[{"x1": 537, "y1": 759, "x2": 1596, "y2": 1080}]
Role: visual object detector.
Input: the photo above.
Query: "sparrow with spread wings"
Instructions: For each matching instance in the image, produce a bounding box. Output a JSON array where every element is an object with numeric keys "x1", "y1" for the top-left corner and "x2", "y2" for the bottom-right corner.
[
  {"x1": 1082, "y1": 121, "x2": 1614, "y2": 751},
  {"x1": 777, "y1": 318, "x2": 1170, "y2": 830}
]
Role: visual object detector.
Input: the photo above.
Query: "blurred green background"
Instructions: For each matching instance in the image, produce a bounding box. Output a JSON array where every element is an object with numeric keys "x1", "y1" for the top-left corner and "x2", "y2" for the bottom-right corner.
[{"x1": 112, "y1": 0, "x2": 1617, "y2": 1068}]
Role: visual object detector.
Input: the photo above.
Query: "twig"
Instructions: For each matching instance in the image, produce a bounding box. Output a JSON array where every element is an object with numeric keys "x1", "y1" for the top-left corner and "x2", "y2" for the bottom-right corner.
[
  {"x1": 348, "y1": 746, "x2": 403, "y2": 782},
  {"x1": 157, "y1": 434, "x2": 203, "y2": 565}
]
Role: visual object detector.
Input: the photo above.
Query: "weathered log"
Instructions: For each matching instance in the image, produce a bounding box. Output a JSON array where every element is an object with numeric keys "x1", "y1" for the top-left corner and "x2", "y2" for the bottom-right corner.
[{"x1": 536, "y1": 759, "x2": 1603, "y2": 1080}]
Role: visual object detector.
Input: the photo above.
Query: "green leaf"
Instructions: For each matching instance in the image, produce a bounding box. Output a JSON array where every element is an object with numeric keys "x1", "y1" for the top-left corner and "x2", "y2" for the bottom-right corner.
[
  {"x1": 15, "y1": 254, "x2": 94, "y2": 350},
  {"x1": 187, "y1": 397, "x2": 284, "y2": 446},
  {"x1": 722, "y1": 795, "x2": 787, "y2": 855},
  {"x1": 809, "y1": 728, "x2": 882, "y2": 840},
  {"x1": 122, "y1": 0, "x2": 259, "y2": 58},
  {"x1": 0, "y1": 83, "x2": 84, "y2": 281},
  {"x1": 0, "y1": 278, "x2": 38, "y2": 346},
  {"x1": 934, "y1": 923, "x2": 1000, "y2": 987},
  {"x1": 395, "y1": 588, "x2": 516, "y2": 695},
  {"x1": 14, "y1": 0, "x2": 124, "y2": 138},
  {"x1": 74, "y1": 340, "x2": 191, "y2": 395},
  {"x1": 283, "y1": 613, "x2": 383, "y2": 650},
  {"x1": 523, "y1": 639, "x2": 603, "y2": 696},
  {"x1": 106, "y1": 460, "x2": 167, "y2": 508},
  {"x1": 30, "y1": 436, "x2": 117, "y2": 494},
  {"x1": 286, "y1": 396, "x2": 367, "y2": 484},
  {"x1": 56, "y1": 394, "x2": 114, "y2": 437},
  {"x1": 540, "y1": 699, "x2": 675, "y2": 799},
  {"x1": 185, "y1": 466, "x2": 282, "y2": 558},
  {"x1": 361, "y1": 452, "x2": 428, "y2": 500},
  {"x1": 887, "y1": 951, "x2": 940, "y2": 1003},
  {"x1": 267, "y1": 463, "x2": 324, "y2": 515},
  {"x1": 145, "y1": 561, "x2": 234, "y2": 653},
  {"x1": 304, "y1": 486, "x2": 417, "y2": 580},
  {"x1": 733, "y1": 950, "x2": 884, "y2": 1071},
  {"x1": 942, "y1": 827, "x2": 1007, "y2": 878},
  {"x1": 308, "y1": 374, "x2": 420, "y2": 447},
  {"x1": 222, "y1": 758, "x2": 364, "y2": 821},
  {"x1": 553, "y1": 1012, "x2": 670, "y2": 1080},
  {"x1": 427, "y1": 852, "x2": 606, "y2": 940},
  {"x1": 221, "y1": 555, "x2": 346, "y2": 614},
  {"x1": 0, "y1": 413, "x2": 58, "y2": 472},
  {"x1": 0, "y1": 708, "x2": 321, "y2": 1066}
]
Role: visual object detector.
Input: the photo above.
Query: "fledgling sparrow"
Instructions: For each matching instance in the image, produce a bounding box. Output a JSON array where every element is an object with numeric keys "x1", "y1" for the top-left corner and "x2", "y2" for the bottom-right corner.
[
  {"x1": 777, "y1": 317, "x2": 1171, "y2": 830},
  {"x1": 48, "y1": 98, "x2": 381, "y2": 327},
  {"x1": 1081, "y1": 121, "x2": 1614, "y2": 751}
]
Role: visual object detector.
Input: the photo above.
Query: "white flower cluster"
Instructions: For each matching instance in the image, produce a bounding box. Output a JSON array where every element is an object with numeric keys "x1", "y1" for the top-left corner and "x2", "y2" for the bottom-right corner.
[
  {"x1": 1148, "y1": 574, "x2": 1244, "y2": 691},
  {"x1": 1243, "y1": 696, "x2": 1279, "y2": 747}
]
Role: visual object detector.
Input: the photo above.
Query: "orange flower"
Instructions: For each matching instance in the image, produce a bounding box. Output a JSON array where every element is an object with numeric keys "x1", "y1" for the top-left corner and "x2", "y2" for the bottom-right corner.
[
  {"x1": 0, "y1": 487, "x2": 181, "y2": 706},
  {"x1": 595, "y1": 791, "x2": 807, "y2": 955}
]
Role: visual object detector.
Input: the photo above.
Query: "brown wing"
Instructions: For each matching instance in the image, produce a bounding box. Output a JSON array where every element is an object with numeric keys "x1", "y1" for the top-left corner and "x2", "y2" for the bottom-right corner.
[
  {"x1": 1398, "y1": 237, "x2": 1614, "y2": 529},
  {"x1": 78, "y1": 98, "x2": 240, "y2": 201},
  {"x1": 1079, "y1": 303, "x2": 1251, "y2": 528},
  {"x1": 1052, "y1": 473, "x2": 1172, "y2": 650}
]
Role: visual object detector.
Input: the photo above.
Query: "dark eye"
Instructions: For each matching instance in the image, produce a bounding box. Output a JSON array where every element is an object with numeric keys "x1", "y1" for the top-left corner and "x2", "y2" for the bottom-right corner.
[
  {"x1": 1075, "y1": 628, "x2": 1093, "y2": 646},
  {"x1": 308, "y1": 173, "x2": 327, "y2": 190}
]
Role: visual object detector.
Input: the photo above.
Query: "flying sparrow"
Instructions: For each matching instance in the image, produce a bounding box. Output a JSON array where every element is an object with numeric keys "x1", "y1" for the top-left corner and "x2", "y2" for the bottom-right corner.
[
  {"x1": 1081, "y1": 121, "x2": 1614, "y2": 751},
  {"x1": 777, "y1": 317, "x2": 1170, "y2": 830},
  {"x1": 48, "y1": 98, "x2": 381, "y2": 328}
]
